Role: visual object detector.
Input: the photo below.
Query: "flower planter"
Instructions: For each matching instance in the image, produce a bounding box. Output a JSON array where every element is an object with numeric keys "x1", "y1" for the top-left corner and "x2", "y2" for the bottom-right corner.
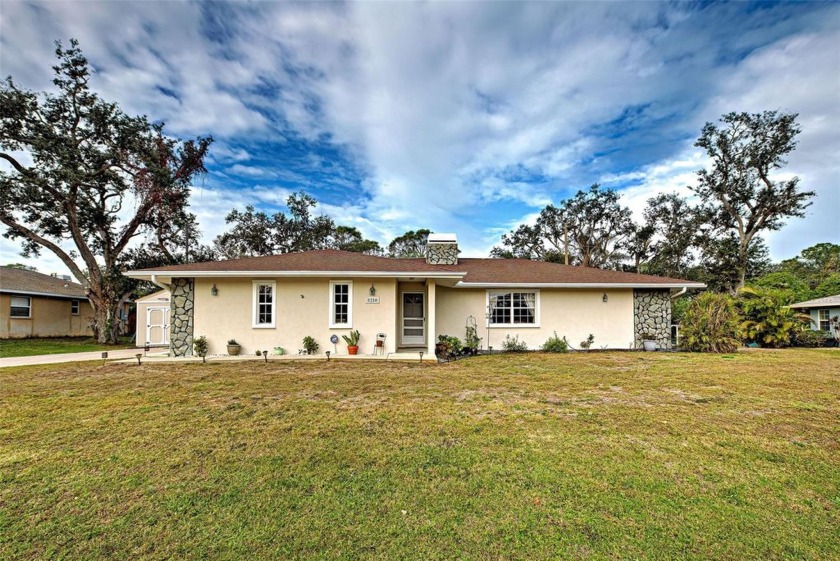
[
  {"x1": 347, "y1": 345, "x2": 359, "y2": 355},
  {"x1": 273, "y1": 347, "x2": 285, "y2": 355},
  {"x1": 227, "y1": 344, "x2": 241, "y2": 356}
]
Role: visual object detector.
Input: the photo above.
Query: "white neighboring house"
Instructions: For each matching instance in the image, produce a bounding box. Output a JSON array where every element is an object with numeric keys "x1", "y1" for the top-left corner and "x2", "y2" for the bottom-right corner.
[
  {"x1": 135, "y1": 289, "x2": 171, "y2": 348},
  {"x1": 790, "y1": 294, "x2": 840, "y2": 337}
]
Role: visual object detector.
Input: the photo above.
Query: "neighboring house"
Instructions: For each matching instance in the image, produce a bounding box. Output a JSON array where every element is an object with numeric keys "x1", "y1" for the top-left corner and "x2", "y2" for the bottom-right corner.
[
  {"x1": 135, "y1": 289, "x2": 172, "y2": 348},
  {"x1": 0, "y1": 267, "x2": 93, "y2": 338},
  {"x1": 125, "y1": 234, "x2": 705, "y2": 357},
  {"x1": 790, "y1": 294, "x2": 840, "y2": 337}
]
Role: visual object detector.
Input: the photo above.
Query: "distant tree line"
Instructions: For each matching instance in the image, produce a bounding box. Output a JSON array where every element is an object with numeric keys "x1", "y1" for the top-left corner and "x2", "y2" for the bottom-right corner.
[{"x1": 492, "y1": 110, "x2": 816, "y2": 294}]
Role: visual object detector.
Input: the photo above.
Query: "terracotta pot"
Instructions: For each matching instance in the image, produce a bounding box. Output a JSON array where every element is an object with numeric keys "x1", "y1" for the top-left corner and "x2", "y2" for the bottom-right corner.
[
  {"x1": 227, "y1": 344, "x2": 241, "y2": 356},
  {"x1": 347, "y1": 345, "x2": 359, "y2": 355}
]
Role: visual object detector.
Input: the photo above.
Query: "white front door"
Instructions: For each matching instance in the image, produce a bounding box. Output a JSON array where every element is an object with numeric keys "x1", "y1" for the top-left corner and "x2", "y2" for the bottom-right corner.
[
  {"x1": 146, "y1": 307, "x2": 170, "y2": 346},
  {"x1": 401, "y1": 292, "x2": 426, "y2": 346}
]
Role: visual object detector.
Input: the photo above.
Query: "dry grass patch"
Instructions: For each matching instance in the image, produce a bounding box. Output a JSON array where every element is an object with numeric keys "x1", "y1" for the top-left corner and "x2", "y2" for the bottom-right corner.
[{"x1": 1, "y1": 350, "x2": 839, "y2": 560}]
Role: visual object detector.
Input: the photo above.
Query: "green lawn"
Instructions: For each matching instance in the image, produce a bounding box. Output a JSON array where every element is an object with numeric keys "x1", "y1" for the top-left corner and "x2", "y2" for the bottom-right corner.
[
  {"x1": 1, "y1": 350, "x2": 838, "y2": 560},
  {"x1": 0, "y1": 336, "x2": 134, "y2": 358}
]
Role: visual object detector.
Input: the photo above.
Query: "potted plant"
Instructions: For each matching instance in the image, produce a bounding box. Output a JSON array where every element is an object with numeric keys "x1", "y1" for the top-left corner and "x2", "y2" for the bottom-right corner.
[
  {"x1": 273, "y1": 346, "x2": 285, "y2": 356},
  {"x1": 227, "y1": 339, "x2": 241, "y2": 356},
  {"x1": 342, "y1": 329, "x2": 361, "y2": 355},
  {"x1": 464, "y1": 325, "x2": 482, "y2": 355},
  {"x1": 640, "y1": 333, "x2": 658, "y2": 352}
]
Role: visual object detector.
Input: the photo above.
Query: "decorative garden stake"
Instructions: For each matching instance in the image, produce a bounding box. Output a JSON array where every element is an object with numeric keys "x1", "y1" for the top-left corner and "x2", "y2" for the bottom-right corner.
[
  {"x1": 263, "y1": 351, "x2": 268, "y2": 363},
  {"x1": 419, "y1": 351, "x2": 424, "y2": 362},
  {"x1": 135, "y1": 353, "x2": 142, "y2": 366},
  {"x1": 326, "y1": 351, "x2": 331, "y2": 361}
]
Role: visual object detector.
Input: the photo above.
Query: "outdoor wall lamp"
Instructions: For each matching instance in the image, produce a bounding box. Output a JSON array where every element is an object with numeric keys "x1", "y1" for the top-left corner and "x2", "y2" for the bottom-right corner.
[
  {"x1": 602, "y1": 293, "x2": 608, "y2": 303},
  {"x1": 211, "y1": 283, "x2": 218, "y2": 296},
  {"x1": 369, "y1": 283, "x2": 376, "y2": 296}
]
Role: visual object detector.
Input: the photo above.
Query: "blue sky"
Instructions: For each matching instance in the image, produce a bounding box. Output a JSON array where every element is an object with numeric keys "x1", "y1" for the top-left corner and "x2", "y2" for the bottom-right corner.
[{"x1": 1, "y1": 1, "x2": 838, "y2": 275}]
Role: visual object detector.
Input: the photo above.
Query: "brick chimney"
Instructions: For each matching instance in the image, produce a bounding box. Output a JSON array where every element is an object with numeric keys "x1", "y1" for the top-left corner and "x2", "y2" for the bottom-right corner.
[{"x1": 426, "y1": 233, "x2": 459, "y2": 265}]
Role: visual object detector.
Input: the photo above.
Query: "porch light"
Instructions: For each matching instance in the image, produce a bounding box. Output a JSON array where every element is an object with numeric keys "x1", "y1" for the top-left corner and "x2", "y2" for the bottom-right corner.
[
  {"x1": 211, "y1": 283, "x2": 218, "y2": 296},
  {"x1": 602, "y1": 293, "x2": 608, "y2": 303},
  {"x1": 369, "y1": 283, "x2": 376, "y2": 296}
]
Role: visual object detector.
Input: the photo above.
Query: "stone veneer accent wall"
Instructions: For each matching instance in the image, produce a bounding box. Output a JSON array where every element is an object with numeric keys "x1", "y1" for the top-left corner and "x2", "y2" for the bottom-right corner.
[
  {"x1": 426, "y1": 242, "x2": 459, "y2": 265},
  {"x1": 633, "y1": 289, "x2": 671, "y2": 349},
  {"x1": 169, "y1": 278, "x2": 194, "y2": 357}
]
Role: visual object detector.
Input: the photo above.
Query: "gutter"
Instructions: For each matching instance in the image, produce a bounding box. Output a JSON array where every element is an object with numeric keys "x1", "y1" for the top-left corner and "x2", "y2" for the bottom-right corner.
[
  {"x1": 0, "y1": 289, "x2": 88, "y2": 300},
  {"x1": 454, "y1": 282, "x2": 707, "y2": 289}
]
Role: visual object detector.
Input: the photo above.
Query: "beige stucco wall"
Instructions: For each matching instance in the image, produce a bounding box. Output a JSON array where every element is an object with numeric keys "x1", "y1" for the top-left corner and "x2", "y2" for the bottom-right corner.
[
  {"x1": 188, "y1": 279, "x2": 637, "y2": 354},
  {"x1": 135, "y1": 290, "x2": 171, "y2": 348},
  {"x1": 0, "y1": 293, "x2": 93, "y2": 338},
  {"x1": 192, "y1": 277, "x2": 398, "y2": 355},
  {"x1": 435, "y1": 286, "x2": 636, "y2": 350}
]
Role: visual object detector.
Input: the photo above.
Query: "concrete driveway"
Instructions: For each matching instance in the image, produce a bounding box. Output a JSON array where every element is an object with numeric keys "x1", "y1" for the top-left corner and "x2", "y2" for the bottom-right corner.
[{"x1": 0, "y1": 348, "x2": 142, "y2": 368}]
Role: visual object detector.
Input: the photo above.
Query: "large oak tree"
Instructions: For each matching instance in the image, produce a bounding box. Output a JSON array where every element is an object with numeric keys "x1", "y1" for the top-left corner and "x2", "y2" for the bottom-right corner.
[
  {"x1": 692, "y1": 111, "x2": 814, "y2": 289},
  {"x1": 0, "y1": 40, "x2": 212, "y2": 342}
]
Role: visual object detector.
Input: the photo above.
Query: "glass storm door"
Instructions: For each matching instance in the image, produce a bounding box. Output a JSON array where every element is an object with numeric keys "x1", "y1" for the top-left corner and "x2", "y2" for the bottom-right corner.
[
  {"x1": 401, "y1": 292, "x2": 425, "y2": 346},
  {"x1": 146, "y1": 307, "x2": 169, "y2": 345}
]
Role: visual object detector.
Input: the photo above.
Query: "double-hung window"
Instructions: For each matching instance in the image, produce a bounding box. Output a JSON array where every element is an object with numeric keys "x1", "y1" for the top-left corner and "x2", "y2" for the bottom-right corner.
[
  {"x1": 10, "y1": 296, "x2": 31, "y2": 318},
  {"x1": 253, "y1": 281, "x2": 276, "y2": 328},
  {"x1": 330, "y1": 281, "x2": 353, "y2": 328},
  {"x1": 819, "y1": 309, "x2": 831, "y2": 332},
  {"x1": 487, "y1": 290, "x2": 538, "y2": 326},
  {"x1": 70, "y1": 299, "x2": 80, "y2": 315}
]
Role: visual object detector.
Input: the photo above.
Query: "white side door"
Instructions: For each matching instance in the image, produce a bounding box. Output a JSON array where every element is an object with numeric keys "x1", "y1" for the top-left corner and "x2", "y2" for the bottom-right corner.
[{"x1": 146, "y1": 307, "x2": 169, "y2": 345}]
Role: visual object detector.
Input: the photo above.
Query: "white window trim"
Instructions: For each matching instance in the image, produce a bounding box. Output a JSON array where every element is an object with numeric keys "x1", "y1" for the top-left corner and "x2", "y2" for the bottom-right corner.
[
  {"x1": 71, "y1": 299, "x2": 80, "y2": 315},
  {"x1": 10, "y1": 295, "x2": 32, "y2": 319},
  {"x1": 819, "y1": 309, "x2": 831, "y2": 331},
  {"x1": 329, "y1": 281, "x2": 353, "y2": 329},
  {"x1": 486, "y1": 289, "x2": 540, "y2": 328},
  {"x1": 252, "y1": 281, "x2": 276, "y2": 329}
]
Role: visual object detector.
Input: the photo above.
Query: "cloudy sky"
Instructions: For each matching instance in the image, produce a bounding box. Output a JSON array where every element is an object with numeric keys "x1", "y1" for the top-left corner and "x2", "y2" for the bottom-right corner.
[{"x1": 1, "y1": 0, "x2": 838, "y2": 275}]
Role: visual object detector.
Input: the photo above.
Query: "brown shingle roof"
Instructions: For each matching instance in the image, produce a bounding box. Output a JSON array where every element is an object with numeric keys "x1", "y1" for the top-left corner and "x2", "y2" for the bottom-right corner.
[
  {"x1": 129, "y1": 249, "x2": 702, "y2": 286},
  {"x1": 0, "y1": 267, "x2": 88, "y2": 298}
]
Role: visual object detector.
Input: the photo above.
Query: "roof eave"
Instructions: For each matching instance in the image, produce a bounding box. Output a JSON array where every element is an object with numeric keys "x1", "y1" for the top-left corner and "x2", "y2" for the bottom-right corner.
[
  {"x1": 125, "y1": 270, "x2": 468, "y2": 281},
  {"x1": 454, "y1": 282, "x2": 707, "y2": 289},
  {"x1": 0, "y1": 289, "x2": 88, "y2": 299}
]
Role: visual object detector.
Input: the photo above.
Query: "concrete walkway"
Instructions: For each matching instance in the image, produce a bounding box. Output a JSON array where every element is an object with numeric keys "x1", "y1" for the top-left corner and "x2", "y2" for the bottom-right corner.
[
  {"x1": 0, "y1": 348, "x2": 439, "y2": 368},
  {"x1": 0, "y1": 348, "x2": 142, "y2": 368}
]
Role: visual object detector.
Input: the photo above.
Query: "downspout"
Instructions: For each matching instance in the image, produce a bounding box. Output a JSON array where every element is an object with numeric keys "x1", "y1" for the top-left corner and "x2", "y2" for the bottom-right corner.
[
  {"x1": 150, "y1": 274, "x2": 171, "y2": 292},
  {"x1": 670, "y1": 287, "x2": 687, "y2": 299}
]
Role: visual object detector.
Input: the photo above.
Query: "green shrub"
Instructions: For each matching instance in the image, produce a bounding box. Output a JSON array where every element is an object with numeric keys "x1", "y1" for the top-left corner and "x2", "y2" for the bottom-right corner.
[
  {"x1": 680, "y1": 292, "x2": 740, "y2": 353},
  {"x1": 193, "y1": 336, "x2": 209, "y2": 359},
  {"x1": 437, "y1": 335, "x2": 463, "y2": 355},
  {"x1": 501, "y1": 334, "x2": 528, "y2": 352},
  {"x1": 737, "y1": 286, "x2": 811, "y2": 348},
  {"x1": 791, "y1": 329, "x2": 835, "y2": 348},
  {"x1": 541, "y1": 332, "x2": 569, "y2": 353},
  {"x1": 302, "y1": 336, "x2": 319, "y2": 355}
]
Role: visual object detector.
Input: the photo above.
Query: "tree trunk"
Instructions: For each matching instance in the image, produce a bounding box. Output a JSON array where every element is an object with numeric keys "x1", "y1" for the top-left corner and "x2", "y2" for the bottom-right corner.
[{"x1": 88, "y1": 292, "x2": 123, "y2": 344}]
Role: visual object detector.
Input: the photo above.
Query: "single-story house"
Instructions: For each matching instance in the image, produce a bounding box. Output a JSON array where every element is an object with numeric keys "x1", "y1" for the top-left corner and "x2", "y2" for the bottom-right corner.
[
  {"x1": 0, "y1": 267, "x2": 93, "y2": 338},
  {"x1": 135, "y1": 289, "x2": 172, "y2": 348},
  {"x1": 125, "y1": 234, "x2": 705, "y2": 357},
  {"x1": 790, "y1": 294, "x2": 840, "y2": 336}
]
